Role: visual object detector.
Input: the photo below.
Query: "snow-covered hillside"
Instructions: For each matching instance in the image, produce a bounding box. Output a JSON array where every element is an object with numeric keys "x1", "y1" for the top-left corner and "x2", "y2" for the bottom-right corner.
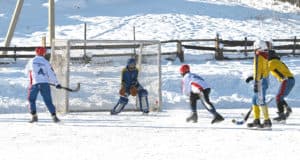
[
  {"x1": 0, "y1": 1, "x2": 300, "y2": 160},
  {"x1": 1, "y1": 0, "x2": 300, "y2": 45}
]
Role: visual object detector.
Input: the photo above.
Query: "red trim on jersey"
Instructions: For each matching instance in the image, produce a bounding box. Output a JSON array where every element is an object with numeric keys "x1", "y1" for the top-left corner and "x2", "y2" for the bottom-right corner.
[
  {"x1": 276, "y1": 80, "x2": 287, "y2": 102},
  {"x1": 29, "y1": 71, "x2": 33, "y2": 85},
  {"x1": 191, "y1": 82, "x2": 204, "y2": 91},
  {"x1": 256, "y1": 51, "x2": 268, "y2": 59},
  {"x1": 27, "y1": 71, "x2": 33, "y2": 111}
]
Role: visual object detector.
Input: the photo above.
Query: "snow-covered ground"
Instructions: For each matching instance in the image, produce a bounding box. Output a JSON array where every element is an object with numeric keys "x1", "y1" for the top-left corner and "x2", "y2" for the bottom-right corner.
[
  {"x1": 1, "y1": 0, "x2": 300, "y2": 160},
  {"x1": 1, "y1": 109, "x2": 300, "y2": 160}
]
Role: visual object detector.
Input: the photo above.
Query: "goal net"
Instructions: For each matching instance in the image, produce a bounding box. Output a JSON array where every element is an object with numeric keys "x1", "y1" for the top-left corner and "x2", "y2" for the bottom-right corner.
[{"x1": 50, "y1": 39, "x2": 162, "y2": 113}]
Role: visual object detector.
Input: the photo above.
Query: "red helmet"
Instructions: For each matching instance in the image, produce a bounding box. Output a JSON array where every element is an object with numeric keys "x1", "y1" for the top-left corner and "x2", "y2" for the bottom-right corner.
[
  {"x1": 35, "y1": 47, "x2": 46, "y2": 56},
  {"x1": 179, "y1": 64, "x2": 190, "y2": 75}
]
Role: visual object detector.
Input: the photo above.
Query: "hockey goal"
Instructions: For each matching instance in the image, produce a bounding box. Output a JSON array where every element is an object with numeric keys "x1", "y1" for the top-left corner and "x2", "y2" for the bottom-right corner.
[{"x1": 50, "y1": 39, "x2": 162, "y2": 113}]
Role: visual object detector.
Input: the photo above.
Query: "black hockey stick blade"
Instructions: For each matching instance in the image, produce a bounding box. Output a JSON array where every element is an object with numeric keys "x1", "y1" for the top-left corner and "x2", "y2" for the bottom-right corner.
[
  {"x1": 232, "y1": 108, "x2": 252, "y2": 125},
  {"x1": 50, "y1": 83, "x2": 80, "y2": 92},
  {"x1": 63, "y1": 83, "x2": 80, "y2": 92},
  {"x1": 232, "y1": 97, "x2": 274, "y2": 125}
]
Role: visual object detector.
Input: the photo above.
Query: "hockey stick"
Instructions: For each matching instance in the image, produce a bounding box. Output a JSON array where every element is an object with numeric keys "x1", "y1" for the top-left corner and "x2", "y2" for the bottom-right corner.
[
  {"x1": 50, "y1": 83, "x2": 80, "y2": 92},
  {"x1": 232, "y1": 107, "x2": 252, "y2": 125},
  {"x1": 232, "y1": 97, "x2": 273, "y2": 125}
]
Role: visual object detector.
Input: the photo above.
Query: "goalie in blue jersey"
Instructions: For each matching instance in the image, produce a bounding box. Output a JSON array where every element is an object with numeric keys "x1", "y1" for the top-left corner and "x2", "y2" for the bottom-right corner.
[{"x1": 110, "y1": 58, "x2": 149, "y2": 115}]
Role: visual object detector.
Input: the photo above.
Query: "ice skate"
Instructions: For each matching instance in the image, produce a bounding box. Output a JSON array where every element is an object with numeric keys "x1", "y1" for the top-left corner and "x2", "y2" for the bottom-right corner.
[
  {"x1": 110, "y1": 110, "x2": 118, "y2": 115},
  {"x1": 273, "y1": 112, "x2": 286, "y2": 123},
  {"x1": 262, "y1": 119, "x2": 272, "y2": 128},
  {"x1": 142, "y1": 109, "x2": 149, "y2": 115},
  {"x1": 285, "y1": 106, "x2": 292, "y2": 118},
  {"x1": 247, "y1": 119, "x2": 262, "y2": 128},
  {"x1": 51, "y1": 114, "x2": 60, "y2": 123},
  {"x1": 29, "y1": 114, "x2": 38, "y2": 123},
  {"x1": 186, "y1": 112, "x2": 198, "y2": 123},
  {"x1": 211, "y1": 113, "x2": 224, "y2": 124}
]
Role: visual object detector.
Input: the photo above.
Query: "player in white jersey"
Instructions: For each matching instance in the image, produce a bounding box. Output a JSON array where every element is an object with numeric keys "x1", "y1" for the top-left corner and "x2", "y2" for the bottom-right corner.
[
  {"x1": 25, "y1": 47, "x2": 62, "y2": 123},
  {"x1": 180, "y1": 64, "x2": 224, "y2": 124}
]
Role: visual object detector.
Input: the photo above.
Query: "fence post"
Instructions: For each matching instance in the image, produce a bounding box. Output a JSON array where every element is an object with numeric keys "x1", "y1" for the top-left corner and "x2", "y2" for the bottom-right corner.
[
  {"x1": 42, "y1": 36, "x2": 46, "y2": 47},
  {"x1": 84, "y1": 23, "x2": 87, "y2": 58},
  {"x1": 215, "y1": 33, "x2": 224, "y2": 60},
  {"x1": 42, "y1": 36, "x2": 51, "y2": 61},
  {"x1": 292, "y1": 36, "x2": 297, "y2": 56},
  {"x1": 177, "y1": 40, "x2": 184, "y2": 62},
  {"x1": 267, "y1": 39, "x2": 272, "y2": 50},
  {"x1": 82, "y1": 23, "x2": 91, "y2": 63},
  {"x1": 14, "y1": 45, "x2": 17, "y2": 62},
  {"x1": 133, "y1": 26, "x2": 136, "y2": 55},
  {"x1": 244, "y1": 37, "x2": 248, "y2": 57}
]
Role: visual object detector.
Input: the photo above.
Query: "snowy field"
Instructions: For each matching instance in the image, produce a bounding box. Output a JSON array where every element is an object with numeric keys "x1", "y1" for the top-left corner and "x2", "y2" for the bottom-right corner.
[
  {"x1": 1, "y1": 109, "x2": 300, "y2": 160},
  {"x1": 1, "y1": 0, "x2": 300, "y2": 160}
]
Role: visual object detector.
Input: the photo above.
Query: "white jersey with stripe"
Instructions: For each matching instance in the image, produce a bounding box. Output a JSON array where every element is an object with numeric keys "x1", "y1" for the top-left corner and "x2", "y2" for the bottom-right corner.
[
  {"x1": 25, "y1": 56, "x2": 59, "y2": 85},
  {"x1": 181, "y1": 72, "x2": 209, "y2": 96}
]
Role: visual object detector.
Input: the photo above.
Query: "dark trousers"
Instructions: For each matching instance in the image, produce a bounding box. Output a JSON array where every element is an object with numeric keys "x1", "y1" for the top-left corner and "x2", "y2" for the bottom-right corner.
[
  {"x1": 28, "y1": 83, "x2": 56, "y2": 114},
  {"x1": 276, "y1": 77, "x2": 295, "y2": 113},
  {"x1": 190, "y1": 88, "x2": 216, "y2": 114}
]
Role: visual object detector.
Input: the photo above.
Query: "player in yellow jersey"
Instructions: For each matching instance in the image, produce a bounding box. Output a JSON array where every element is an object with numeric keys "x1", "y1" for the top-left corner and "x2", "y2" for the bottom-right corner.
[
  {"x1": 246, "y1": 40, "x2": 272, "y2": 128},
  {"x1": 268, "y1": 50, "x2": 295, "y2": 122}
]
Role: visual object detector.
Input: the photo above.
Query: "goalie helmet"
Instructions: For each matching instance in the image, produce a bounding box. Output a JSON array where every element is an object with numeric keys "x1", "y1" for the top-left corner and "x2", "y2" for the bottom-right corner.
[
  {"x1": 179, "y1": 64, "x2": 190, "y2": 76},
  {"x1": 127, "y1": 58, "x2": 136, "y2": 66},
  {"x1": 127, "y1": 58, "x2": 136, "y2": 70},
  {"x1": 35, "y1": 47, "x2": 46, "y2": 56}
]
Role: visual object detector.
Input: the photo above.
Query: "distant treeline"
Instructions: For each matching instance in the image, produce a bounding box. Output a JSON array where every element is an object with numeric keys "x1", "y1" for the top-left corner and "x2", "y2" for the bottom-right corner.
[{"x1": 277, "y1": 0, "x2": 300, "y2": 7}]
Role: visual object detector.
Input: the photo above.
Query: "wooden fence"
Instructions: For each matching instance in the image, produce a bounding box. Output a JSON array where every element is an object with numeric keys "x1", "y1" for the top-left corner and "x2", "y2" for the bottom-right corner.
[
  {"x1": 1, "y1": 36, "x2": 300, "y2": 62},
  {"x1": 162, "y1": 35, "x2": 300, "y2": 62}
]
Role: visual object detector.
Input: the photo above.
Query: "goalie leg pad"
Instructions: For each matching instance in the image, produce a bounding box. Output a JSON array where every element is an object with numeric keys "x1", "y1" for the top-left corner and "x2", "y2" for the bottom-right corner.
[
  {"x1": 138, "y1": 89, "x2": 149, "y2": 113},
  {"x1": 111, "y1": 96, "x2": 129, "y2": 115}
]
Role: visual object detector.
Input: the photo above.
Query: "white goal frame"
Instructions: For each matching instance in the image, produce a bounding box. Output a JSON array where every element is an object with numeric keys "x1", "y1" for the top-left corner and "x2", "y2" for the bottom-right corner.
[{"x1": 50, "y1": 39, "x2": 162, "y2": 113}]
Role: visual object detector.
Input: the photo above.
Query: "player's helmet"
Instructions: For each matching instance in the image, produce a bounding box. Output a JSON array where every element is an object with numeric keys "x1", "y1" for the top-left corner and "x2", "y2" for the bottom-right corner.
[
  {"x1": 127, "y1": 58, "x2": 136, "y2": 66},
  {"x1": 35, "y1": 47, "x2": 46, "y2": 56},
  {"x1": 253, "y1": 40, "x2": 267, "y2": 50},
  {"x1": 179, "y1": 64, "x2": 190, "y2": 76},
  {"x1": 127, "y1": 58, "x2": 136, "y2": 70}
]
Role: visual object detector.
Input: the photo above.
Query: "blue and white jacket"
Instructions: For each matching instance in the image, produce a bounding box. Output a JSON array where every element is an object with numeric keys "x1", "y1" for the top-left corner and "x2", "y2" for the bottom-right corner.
[
  {"x1": 181, "y1": 72, "x2": 209, "y2": 96},
  {"x1": 25, "y1": 56, "x2": 59, "y2": 85}
]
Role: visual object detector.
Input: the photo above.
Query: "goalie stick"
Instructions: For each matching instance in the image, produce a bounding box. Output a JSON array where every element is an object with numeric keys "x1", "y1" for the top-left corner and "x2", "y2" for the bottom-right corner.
[
  {"x1": 232, "y1": 97, "x2": 274, "y2": 125},
  {"x1": 50, "y1": 83, "x2": 80, "y2": 92}
]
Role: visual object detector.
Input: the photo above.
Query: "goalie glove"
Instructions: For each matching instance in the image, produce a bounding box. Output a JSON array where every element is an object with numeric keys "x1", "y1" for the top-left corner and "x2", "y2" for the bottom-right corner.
[
  {"x1": 130, "y1": 86, "x2": 138, "y2": 96},
  {"x1": 119, "y1": 86, "x2": 126, "y2": 96}
]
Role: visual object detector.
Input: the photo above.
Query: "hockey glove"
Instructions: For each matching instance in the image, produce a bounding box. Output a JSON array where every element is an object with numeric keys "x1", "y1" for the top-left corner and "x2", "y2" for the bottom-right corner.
[
  {"x1": 245, "y1": 76, "x2": 253, "y2": 83},
  {"x1": 56, "y1": 84, "x2": 62, "y2": 89},
  {"x1": 130, "y1": 86, "x2": 138, "y2": 96},
  {"x1": 253, "y1": 82, "x2": 258, "y2": 93}
]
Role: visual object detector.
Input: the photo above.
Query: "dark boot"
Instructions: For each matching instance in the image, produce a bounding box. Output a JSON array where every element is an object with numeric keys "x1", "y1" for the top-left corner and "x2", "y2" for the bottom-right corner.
[
  {"x1": 211, "y1": 113, "x2": 224, "y2": 124},
  {"x1": 186, "y1": 112, "x2": 198, "y2": 123},
  {"x1": 247, "y1": 119, "x2": 261, "y2": 128},
  {"x1": 273, "y1": 112, "x2": 286, "y2": 122},
  {"x1": 29, "y1": 114, "x2": 38, "y2": 123},
  {"x1": 51, "y1": 113, "x2": 60, "y2": 123},
  {"x1": 285, "y1": 106, "x2": 292, "y2": 118},
  {"x1": 262, "y1": 119, "x2": 272, "y2": 128},
  {"x1": 110, "y1": 110, "x2": 119, "y2": 115}
]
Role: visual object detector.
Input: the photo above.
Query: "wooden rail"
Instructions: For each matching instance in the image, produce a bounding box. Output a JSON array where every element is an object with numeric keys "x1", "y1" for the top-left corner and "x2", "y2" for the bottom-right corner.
[{"x1": 1, "y1": 36, "x2": 299, "y2": 62}]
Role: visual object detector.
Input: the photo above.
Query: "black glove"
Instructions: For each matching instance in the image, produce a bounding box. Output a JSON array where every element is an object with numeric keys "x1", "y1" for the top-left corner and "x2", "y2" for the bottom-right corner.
[
  {"x1": 56, "y1": 84, "x2": 62, "y2": 89},
  {"x1": 245, "y1": 76, "x2": 253, "y2": 83},
  {"x1": 253, "y1": 82, "x2": 258, "y2": 93}
]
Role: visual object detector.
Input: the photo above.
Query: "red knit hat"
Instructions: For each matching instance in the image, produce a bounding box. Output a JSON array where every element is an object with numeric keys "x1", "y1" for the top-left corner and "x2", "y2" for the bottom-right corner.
[{"x1": 35, "y1": 47, "x2": 46, "y2": 56}]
